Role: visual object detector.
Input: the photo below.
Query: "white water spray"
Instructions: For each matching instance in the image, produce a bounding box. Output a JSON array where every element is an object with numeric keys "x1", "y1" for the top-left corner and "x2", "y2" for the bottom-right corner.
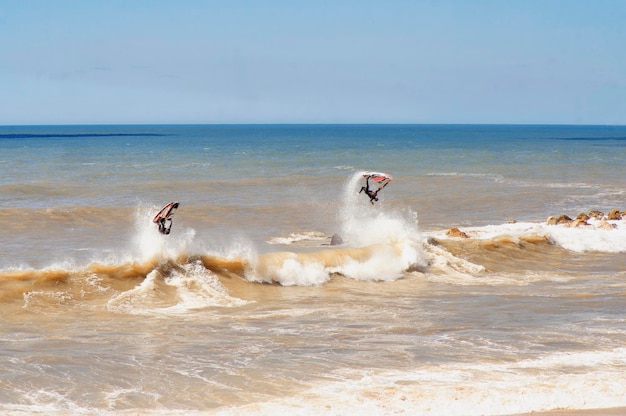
[
  {"x1": 339, "y1": 172, "x2": 422, "y2": 246},
  {"x1": 132, "y1": 203, "x2": 196, "y2": 262}
]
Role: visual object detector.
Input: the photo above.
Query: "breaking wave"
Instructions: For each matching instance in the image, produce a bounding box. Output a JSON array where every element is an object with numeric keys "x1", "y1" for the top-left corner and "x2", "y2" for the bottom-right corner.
[
  {"x1": 0, "y1": 184, "x2": 432, "y2": 311},
  {"x1": 4, "y1": 174, "x2": 625, "y2": 313}
]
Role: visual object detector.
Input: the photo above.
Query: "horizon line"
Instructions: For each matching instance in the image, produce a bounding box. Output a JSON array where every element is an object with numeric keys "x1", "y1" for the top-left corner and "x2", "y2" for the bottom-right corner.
[{"x1": 2, "y1": 122, "x2": 626, "y2": 128}]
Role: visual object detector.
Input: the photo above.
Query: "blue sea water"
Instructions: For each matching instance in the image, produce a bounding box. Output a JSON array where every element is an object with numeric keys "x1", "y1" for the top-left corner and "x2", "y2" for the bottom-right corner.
[
  {"x1": 1, "y1": 124, "x2": 626, "y2": 415},
  {"x1": 2, "y1": 124, "x2": 625, "y2": 244},
  {"x1": 1, "y1": 123, "x2": 624, "y2": 213}
]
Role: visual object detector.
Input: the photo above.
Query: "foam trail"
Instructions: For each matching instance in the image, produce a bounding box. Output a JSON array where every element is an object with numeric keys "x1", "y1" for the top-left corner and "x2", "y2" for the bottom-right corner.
[
  {"x1": 107, "y1": 261, "x2": 247, "y2": 315},
  {"x1": 162, "y1": 261, "x2": 248, "y2": 311},
  {"x1": 106, "y1": 269, "x2": 163, "y2": 314}
]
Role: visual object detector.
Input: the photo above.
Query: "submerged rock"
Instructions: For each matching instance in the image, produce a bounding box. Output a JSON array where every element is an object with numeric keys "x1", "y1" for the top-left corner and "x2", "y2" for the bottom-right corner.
[
  {"x1": 588, "y1": 210, "x2": 604, "y2": 220},
  {"x1": 597, "y1": 220, "x2": 617, "y2": 230},
  {"x1": 546, "y1": 214, "x2": 572, "y2": 225},
  {"x1": 575, "y1": 212, "x2": 590, "y2": 222},
  {"x1": 570, "y1": 218, "x2": 590, "y2": 228},
  {"x1": 446, "y1": 227, "x2": 469, "y2": 238}
]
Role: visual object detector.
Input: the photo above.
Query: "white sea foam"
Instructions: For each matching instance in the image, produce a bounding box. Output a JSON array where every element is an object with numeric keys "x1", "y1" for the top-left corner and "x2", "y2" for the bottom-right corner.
[
  {"x1": 433, "y1": 219, "x2": 626, "y2": 253},
  {"x1": 2, "y1": 388, "x2": 92, "y2": 415},
  {"x1": 23, "y1": 291, "x2": 73, "y2": 309},
  {"x1": 422, "y1": 240, "x2": 485, "y2": 278},
  {"x1": 105, "y1": 387, "x2": 161, "y2": 410},
  {"x1": 250, "y1": 241, "x2": 425, "y2": 285},
  {"x1": 164, "y1": 261, "x2": 248, "y2": 310},
  {"x1": 107, "y1": 261, "x2": 247, "y2": 315},
  {"x1": 329, "y1": 240, "x2": 422, "y2": 281},
  {"x1": 218, "y1": 348, "x2": 626, "y2": 416},
  {"x1": 548, "y1": 218, "x2": 626, "y2": 252},
  {"x1": 269, "y1": 255, "x2": 330, "y2": 286}
]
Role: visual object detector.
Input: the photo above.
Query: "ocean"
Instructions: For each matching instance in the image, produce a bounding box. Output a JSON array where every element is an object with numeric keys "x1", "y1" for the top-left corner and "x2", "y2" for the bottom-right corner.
[{"x1": 1, "y1": 124, "x2": 625, "y2": 415}]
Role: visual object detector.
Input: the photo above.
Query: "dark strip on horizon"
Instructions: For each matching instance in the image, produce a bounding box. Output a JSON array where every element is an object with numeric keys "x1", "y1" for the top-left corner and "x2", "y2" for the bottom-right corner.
[{"x1": 0, "y1": 133, "x2": 169, "y2": 139}]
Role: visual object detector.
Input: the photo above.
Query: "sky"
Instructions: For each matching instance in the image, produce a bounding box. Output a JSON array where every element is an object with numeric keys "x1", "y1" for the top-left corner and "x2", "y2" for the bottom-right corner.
[{"x1": 1, "y1": 0, "x2": 625, "y2": 125}]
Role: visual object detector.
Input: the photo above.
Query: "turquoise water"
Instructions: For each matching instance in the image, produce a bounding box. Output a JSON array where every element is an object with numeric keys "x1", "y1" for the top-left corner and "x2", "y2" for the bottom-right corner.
[{"x1": 1, "y1": 124, "x2": 626, "y2": 415}]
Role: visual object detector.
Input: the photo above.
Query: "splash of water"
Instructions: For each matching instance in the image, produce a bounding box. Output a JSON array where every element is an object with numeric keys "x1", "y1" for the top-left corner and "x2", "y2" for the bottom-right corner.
[
  {"x1": 131, "y1": 203, "x2": 196, "y2": 262},
  {"x1": 339, "y1": 171, "x2": 422, "y2": 247},
  {"x1": 248, "y1": 173, "x2": 429, "y2": 285}
]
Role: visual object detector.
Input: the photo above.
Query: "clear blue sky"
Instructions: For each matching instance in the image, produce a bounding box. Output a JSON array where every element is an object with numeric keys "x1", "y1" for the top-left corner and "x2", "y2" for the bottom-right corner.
[{"x1": 1, "y1": 0, "x2": 625, "y2": 125}]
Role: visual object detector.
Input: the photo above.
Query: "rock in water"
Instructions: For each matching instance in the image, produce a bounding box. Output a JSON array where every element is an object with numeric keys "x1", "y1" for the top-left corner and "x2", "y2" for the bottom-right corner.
[
  {"x1": 607, "y1": 208, "x2": 622, "y2": 220},
  {"x1": 330, "y1": 234, "x2": 344, "y2": 246},
  {"x1": 446, "y1": 227, "x2": 469, "y2": 238},
  {"x1": 546, "y1": 214, "x2": 572, "y2": 225},
  {"x1": 588, "y1": 210, "x2": 604, "y2": 220}
]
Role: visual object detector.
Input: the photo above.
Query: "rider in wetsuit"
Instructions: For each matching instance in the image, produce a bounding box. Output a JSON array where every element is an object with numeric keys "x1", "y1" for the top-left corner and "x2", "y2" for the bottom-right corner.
[
  {"x1": 359, "y1": 177, "x2": 380, "y2": 204},
  {"x1": 154, "y1": 202, "x2": 179, "y2": 235},
  {"x1": 156, "y1": 217, "x2": 173, "y2": 235}
]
